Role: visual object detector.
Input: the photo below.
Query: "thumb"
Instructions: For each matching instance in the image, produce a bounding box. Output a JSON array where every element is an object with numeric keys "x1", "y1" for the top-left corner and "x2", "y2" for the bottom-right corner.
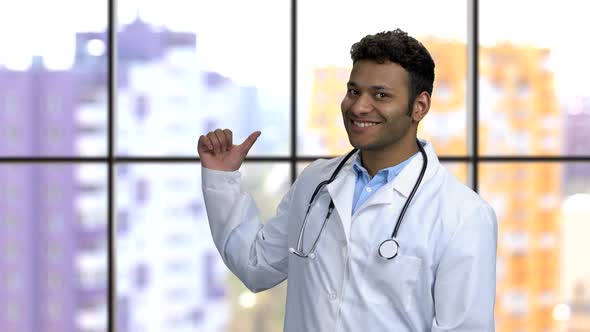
[{"x1": 238, "y1": 131, "x2": 261, "y2": 155}]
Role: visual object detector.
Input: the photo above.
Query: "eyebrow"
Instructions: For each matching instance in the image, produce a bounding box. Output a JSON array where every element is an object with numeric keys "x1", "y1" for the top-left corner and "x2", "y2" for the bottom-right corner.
[{"x1": 347, "y1": 82, "x2": 393, "y2": 91}]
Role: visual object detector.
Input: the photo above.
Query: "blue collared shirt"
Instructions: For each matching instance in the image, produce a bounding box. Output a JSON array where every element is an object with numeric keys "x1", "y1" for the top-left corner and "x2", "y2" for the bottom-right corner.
[{"x1": 351, "y1": 153, "x2": 417, "y2": 215}]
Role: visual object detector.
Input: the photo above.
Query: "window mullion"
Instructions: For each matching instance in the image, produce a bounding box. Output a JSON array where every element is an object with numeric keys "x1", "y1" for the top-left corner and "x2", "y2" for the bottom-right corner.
[
  {"x1": 467, "y1": 0, "x2": 479, "y2": 191},
  {"x1": 107, "y1": 0, "x2": 117, "y2": 331}
]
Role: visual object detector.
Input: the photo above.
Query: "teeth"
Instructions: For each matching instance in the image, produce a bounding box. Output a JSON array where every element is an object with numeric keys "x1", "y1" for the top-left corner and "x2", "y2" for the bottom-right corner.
[{"x1": 353, "y1": 121, "x2": 378, "y2": 128}]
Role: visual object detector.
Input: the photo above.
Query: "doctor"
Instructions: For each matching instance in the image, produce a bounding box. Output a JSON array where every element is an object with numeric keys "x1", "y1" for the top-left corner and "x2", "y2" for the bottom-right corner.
[{"x1": 198, "y1": 29, "x2": 497, "y2": 331}]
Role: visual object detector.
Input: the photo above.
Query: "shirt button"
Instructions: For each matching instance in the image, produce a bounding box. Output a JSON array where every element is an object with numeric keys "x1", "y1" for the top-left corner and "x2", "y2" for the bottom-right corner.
[
  {"x1": 365, "y1": 187, "x2": 372, "y2": 193},
  {"x1": 329, "y1": 292, "x2": 337, "y2": 300}
]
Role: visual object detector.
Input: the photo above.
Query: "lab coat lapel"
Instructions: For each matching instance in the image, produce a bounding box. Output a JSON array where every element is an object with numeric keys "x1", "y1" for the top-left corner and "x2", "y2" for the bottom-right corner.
[
  {"x1": 391, "y1": 140, "x2": 439, "y2": 196},
  {"x1": 359, "y1": 140, "x2": 440, "y2": 210},
  {"x1": 326, "y1": 167, "x2": 355, "y2": 241},
  {"x1": 324, "y1": 141, "x2": 439, "y2": 240}
]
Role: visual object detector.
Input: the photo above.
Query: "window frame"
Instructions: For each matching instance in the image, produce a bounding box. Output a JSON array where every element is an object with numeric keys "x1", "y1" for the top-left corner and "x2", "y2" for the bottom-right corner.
[{"x1": 0, "y1": 1, "x2": 589, "y2": 331}]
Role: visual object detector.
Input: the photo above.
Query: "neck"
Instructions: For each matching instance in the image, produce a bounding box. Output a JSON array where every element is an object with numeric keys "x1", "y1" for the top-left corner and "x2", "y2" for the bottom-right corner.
[{"x1": 360, "y1": 135, "x2": 419, "y2": 177}]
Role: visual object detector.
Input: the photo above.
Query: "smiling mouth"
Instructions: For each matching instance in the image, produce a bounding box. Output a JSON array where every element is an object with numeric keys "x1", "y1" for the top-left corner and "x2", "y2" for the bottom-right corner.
[{"x1": 351, "y1": 120, "x2": 380, "y2": 128}]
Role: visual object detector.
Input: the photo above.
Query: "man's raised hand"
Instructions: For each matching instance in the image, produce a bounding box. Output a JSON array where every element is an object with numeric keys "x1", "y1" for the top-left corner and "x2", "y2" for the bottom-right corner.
[{"x1": 197, "y1": 129, "x2": 261, "y2": 171}]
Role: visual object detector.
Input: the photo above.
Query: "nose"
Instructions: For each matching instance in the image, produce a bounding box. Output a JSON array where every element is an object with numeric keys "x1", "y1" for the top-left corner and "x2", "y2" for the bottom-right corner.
[{"x1": 348, "y1": 94, "x2": 372, "y2": 115}]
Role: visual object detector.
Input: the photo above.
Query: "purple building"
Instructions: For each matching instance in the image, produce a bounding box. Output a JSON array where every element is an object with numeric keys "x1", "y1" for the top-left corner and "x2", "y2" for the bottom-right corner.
[
  {"x1": 563, "y1": 97, "x2": 590, "y2": 194},
  {"x1": 1, "y1": 17, "x2": 265, "y2": 332},
  {"x1": 0, "y1": 163, "x2": 38, "y2": 331},
  {"x1": 0, "y1": 64, "x2": 79, "y2": 331}
]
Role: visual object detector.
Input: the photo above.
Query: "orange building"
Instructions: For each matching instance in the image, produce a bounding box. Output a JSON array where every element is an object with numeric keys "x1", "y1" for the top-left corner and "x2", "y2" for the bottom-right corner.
[{"x1": 479, "y1": 43, "x2": 560, "y2": 332}]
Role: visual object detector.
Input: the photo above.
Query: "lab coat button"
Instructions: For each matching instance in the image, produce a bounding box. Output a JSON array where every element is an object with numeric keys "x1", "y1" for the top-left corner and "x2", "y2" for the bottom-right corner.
[
  {"x1": 365, "y1": 187, "x2": 372, "y2": 193},
  {"x1": 329, "y1": 292, "x2": 337, "y2": 300}
]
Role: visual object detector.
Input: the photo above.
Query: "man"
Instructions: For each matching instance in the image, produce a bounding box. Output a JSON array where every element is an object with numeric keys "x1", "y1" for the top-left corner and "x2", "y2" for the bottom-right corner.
[{"x1": 198, "y1": 29, "x2": 497, "y2": 331}]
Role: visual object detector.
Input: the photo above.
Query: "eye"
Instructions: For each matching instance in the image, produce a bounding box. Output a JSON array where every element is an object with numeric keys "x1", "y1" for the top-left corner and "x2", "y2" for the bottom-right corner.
[
  {"x1": 347, "y1": 88, "x2": 359, "y2": 96},
  {"x1": 375, "y1": 92, "x2": 388, "y2": 99}
]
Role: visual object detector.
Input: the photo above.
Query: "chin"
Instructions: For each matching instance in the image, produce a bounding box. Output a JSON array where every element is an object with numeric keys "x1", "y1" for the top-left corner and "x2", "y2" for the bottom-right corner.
[{"x1": 348, "y1": 139, "x2": 377, "y2": 151}]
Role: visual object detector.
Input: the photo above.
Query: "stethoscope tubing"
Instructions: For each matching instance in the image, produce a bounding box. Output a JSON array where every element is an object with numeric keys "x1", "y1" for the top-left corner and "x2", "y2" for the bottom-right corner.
[
  {"x1": 291, "y1": 139, "x2": 427, "y2": 259},
  {"x1": 390, "y1": 139, "x2": 427, "y2": 239},
  {"x1": 292, "y1": 149, "x2": 357, "y2": 259}
]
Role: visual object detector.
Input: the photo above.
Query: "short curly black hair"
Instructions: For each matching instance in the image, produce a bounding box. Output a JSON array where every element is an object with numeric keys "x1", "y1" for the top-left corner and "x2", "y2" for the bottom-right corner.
[{"x1": 350, "y1": 29, "x2": 435, "y2": 114}]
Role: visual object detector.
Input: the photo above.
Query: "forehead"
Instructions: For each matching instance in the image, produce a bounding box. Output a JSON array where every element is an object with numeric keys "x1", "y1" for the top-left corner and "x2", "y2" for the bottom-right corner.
[{"x1": 348, "y1": 60, "x2": 409, "y2": 91}]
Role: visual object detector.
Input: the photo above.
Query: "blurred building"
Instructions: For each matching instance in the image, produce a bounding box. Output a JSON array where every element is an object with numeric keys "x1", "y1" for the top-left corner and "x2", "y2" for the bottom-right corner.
[
  {"x1": 563, "y1": 97, "x2": 590, "y2": 195},
  {"x1": 560, "y1": 193, "x2": 590, "y2": 332},
  {"x1": 112, "y1": 19, "x2": 267, "y2": 156},
  {"x1": 79, "y1": 19, "x2": 242, "y2": 332},
  {"x1": 563, "y1": 97, "x2": 590, "y2": 157},
  {"x1": 560, "y1": 97, "x2": 590, "y2": 332},
  {"x1": 0, "y1": 17, "x2": 269, "y2": 332},
  {"x1": 0, "y1": 58, "x2": 106, "y2": 332},
  {"x1": 564, "y1": 282, "x2": 590, "y2": 332},
  {"x1": 479, "y1": 43, "x2": 561, "y2": 332}
]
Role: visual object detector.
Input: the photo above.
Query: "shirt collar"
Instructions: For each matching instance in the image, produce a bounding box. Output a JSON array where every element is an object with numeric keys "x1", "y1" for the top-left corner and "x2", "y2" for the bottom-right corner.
[
  {"x1": 352, "y1": 151, "x2": 417, "y2": 183},
  {"x1": 338, "y1": 139, "x2": 440, "y2": 200}
]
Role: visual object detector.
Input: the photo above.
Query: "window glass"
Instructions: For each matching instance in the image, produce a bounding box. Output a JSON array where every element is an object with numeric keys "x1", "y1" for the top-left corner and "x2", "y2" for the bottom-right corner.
[
  {"x1": 116, "y1": 1, "x2": 291, "y2": 157},
  {"x1": 116, "y1": 163, "x2": 290, "y2": 332},
  {"x1": 480, "y1": 162, "x2": 590, "y2": 331},
  {"x1": 0, "y1": 0, "x2": 107, "y2": 157},
  {"x1": 298, "y1": 0, "x2": 468, "y2": 156},
  {"x1": 480, "y1": 0, "x2": 590, "y2": 155},
  {"x1": 0, "y1": 164, "x2": 108, "y2": 331}
]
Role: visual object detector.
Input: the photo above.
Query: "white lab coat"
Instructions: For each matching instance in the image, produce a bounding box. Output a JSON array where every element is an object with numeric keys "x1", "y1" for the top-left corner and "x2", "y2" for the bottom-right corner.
[{"x1": 202, "y1": 139, "x2": 497, "y2": 332}]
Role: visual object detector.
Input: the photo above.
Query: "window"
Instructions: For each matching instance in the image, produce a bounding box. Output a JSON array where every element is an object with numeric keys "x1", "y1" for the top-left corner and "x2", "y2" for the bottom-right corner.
[{"x1": 1, "y1": 1, "x2": 589, "y2": 332}]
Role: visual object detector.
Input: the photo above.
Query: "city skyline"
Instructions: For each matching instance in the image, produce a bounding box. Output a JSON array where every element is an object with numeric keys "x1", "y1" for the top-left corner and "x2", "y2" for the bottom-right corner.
[{"x1": 1, "y1": 13, "x2": 590, "y2": 332}]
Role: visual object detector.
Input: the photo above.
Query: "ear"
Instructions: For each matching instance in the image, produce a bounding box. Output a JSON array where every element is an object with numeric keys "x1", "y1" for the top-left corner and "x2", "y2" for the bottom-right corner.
[{"x1": 411, "y1": 91, "x2": 431, "y2": 122}]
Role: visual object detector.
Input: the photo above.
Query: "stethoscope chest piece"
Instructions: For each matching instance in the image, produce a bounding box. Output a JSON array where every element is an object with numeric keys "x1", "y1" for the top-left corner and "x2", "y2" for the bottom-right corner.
[
  {"x1": 378, "y1": 238, "x2": 399, "y2": 260},
  {"x1": 291, "y1": 139, "x2": 426, "y2": 261}
]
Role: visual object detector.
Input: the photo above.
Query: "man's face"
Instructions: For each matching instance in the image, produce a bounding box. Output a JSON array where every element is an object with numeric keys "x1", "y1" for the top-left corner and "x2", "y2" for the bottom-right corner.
[{"x1": 341, "y1": 59, "x2": 414, "y2": 152}]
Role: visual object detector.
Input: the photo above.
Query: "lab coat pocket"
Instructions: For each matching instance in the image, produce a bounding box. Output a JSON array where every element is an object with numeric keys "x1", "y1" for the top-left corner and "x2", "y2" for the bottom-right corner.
[{"x1": 362, "y1": 252, "x2": 422, "y2": 310}]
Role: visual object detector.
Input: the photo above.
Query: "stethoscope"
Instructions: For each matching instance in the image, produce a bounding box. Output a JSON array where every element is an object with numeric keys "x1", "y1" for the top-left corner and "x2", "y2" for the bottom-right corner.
[{"x1": 288, "y1": 139, "x2": 428, "y2": 260}]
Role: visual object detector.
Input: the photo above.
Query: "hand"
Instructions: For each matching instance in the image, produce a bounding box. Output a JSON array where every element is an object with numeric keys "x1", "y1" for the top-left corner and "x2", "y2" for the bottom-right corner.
[{"x1": 197, "y1": 129, "x2": 261, "y2": 171}]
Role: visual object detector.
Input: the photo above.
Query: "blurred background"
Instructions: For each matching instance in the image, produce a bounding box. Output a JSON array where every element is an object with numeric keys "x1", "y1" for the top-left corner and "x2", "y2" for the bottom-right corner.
[{"x1": 1, "y1": 0, "x2": 589, "y2": 331}]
